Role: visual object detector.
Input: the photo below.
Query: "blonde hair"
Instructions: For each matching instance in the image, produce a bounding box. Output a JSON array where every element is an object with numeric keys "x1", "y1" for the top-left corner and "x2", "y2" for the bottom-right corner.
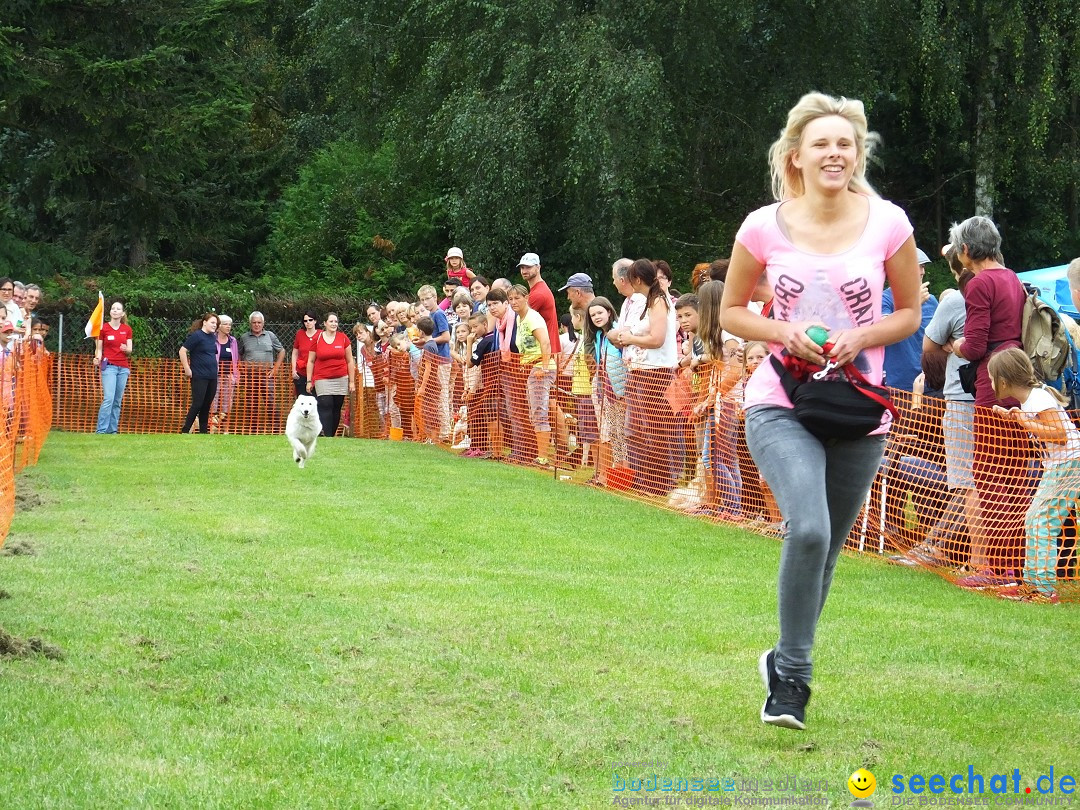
[
  {"x1": 987, "y1": 347, "x2": 1068, "y2": 405},
  {"x1": 768, "y1": 92, "x2": 879, "y2": 201}
]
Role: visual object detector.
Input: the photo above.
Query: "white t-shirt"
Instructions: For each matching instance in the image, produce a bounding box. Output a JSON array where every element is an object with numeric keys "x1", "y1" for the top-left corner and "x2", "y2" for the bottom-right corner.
[
  {"x1": 628, "y1": 299, "x2": 678, "y2": 369},
  {"x1": 619, "y1": 293, "x2": 646, "y2": 366},
  {"x1": 1020, "y1": 386, "x2": 1080, "y2": 469}
]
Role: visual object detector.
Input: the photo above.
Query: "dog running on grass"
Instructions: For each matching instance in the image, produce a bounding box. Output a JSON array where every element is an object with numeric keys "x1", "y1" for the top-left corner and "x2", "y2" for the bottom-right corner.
[{"x1": 286, "y1": 395, "x2": 322, "y2": 468}]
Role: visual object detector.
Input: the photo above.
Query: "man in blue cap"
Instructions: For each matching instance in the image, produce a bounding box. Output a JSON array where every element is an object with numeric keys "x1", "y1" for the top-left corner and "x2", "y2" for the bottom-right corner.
[
  {"x1": 558, "y1": 272, "x2": 594, "y2": 311},
  {"x1": 882, "y1": 247, "x2": 938, "y2": 392}
]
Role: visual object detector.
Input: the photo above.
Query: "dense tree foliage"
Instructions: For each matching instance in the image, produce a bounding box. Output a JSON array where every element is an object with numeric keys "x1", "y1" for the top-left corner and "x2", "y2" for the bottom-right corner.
[{"x1": 1, "y1": 0, "x2": 1078, "y2": 302}]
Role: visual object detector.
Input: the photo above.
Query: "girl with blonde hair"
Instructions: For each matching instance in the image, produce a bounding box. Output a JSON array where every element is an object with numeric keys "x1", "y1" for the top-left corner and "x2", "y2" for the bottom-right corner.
[
  {"x1": 988, "y1": 347, "x2": 1080, "y2": 604},
  {"x1": 721, "y1": 92, "x2": 921, "y2": 730}
]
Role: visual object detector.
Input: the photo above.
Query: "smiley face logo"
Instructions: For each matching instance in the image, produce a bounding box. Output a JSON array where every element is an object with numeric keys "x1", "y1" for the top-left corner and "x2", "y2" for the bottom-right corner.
[{"x1": 848, "y1": 769, "x2": 877, "y2": 799}]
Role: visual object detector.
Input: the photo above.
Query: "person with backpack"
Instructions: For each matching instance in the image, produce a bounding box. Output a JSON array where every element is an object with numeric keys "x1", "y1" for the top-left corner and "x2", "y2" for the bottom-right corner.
[{"x1": 948, "y1": 216, "x2": 1034, "y2": 590}]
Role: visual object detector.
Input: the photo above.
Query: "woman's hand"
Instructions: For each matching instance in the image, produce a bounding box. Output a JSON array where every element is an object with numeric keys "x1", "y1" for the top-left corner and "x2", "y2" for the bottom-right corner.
[
  {"x1": 348, "y1": 379, "x2": 356, "y2": 393},
  {"x1": 776, "y1": 321, "x2": 829, "y2": 365},
  {"x1": 184, "y1": 368, "x2": 192, "y2": 378},
  {"x1": 306, "y1": 381, "x2": 313, "y2": 392},
  {"x1": 292, "y1": 369, "x2": 299, "y2": 380},
  {"x1": 821, "y1": 327, "x2": 870, "y2": 368}
]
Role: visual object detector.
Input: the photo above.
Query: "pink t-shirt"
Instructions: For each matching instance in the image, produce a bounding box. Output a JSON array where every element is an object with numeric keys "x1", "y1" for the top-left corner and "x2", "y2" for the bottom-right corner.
[{"x1": 736, "y1": 196, "x2": 913, "y2": 431}]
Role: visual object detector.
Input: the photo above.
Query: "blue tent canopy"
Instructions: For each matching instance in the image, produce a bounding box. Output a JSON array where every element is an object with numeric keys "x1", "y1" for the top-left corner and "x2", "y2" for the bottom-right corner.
[{"x1": 1016, "y1": 265, "x2": 1078, "y2": 319}]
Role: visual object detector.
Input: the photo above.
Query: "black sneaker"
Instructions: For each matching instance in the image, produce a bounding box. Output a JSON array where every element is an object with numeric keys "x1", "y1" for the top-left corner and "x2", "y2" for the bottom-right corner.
[{"x1": 759, "y1": 649, "x2": 811, "y2": 730}]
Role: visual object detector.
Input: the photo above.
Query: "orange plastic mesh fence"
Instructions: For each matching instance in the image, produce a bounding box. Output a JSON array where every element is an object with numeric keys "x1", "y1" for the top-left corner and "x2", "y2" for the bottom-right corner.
[
  {"x1": 52, "y1": 346, "x2": 1077, "y2": 602},
  {"x1": 0, "y1": 344, "x2": 53, "y2": 549}
]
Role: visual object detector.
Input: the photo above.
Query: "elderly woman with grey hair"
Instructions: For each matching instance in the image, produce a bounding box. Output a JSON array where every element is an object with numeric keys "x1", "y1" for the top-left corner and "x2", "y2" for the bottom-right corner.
[
  {"x1": 210, "y1": 314, "x2": 240, "y2": 432},
  {"x1": 947, "y1": 215, "x2": 1031, "y2": 590}
]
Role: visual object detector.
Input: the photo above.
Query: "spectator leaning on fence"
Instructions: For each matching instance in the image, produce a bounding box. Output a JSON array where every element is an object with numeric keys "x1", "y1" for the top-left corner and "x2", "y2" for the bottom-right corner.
[
  {"x1": 94, "y1": 301, "x2": 133, "y2": 435},
  {"x1": 948, "y1": 216, "x2": 1029, "y2": 590}
]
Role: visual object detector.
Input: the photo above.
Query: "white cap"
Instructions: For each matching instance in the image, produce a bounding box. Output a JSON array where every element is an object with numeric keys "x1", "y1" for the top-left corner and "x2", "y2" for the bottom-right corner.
[
  {"x1": 445, "y1": 247, "x2": 463, "y2": 261},
  {"x1": 518, "y1": 252, "x2": 540, "y2": 268}
]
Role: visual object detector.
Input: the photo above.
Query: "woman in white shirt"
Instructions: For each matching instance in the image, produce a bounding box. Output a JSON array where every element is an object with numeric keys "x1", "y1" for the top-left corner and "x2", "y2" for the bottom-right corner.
[{"x1": 610, "y1": 259, "x2": 678, "y2": 496}]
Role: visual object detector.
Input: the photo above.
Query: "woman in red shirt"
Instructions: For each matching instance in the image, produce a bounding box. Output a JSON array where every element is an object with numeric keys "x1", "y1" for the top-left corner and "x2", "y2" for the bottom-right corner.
[
  {"x1": 306, "y1": 312, "x2": 356, "y2": 437},
  {"x1": 93, "y1": 301, "x2": 133, "y2": 434},
  {"x1": 291, "y1": 310, "x2": 320, "y2": 396}
]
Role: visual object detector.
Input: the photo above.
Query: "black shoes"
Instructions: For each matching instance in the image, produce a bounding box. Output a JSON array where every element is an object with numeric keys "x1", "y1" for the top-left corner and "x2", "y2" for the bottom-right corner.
[{"x1": 759, "y1": 649, "x2": 811, "y2": 730}]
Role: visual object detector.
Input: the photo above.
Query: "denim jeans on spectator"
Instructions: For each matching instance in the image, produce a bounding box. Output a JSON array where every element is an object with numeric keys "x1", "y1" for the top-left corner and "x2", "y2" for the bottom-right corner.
[
  {"x1": 96, "y1": 364, "x2": 130, "y2": 434},
  {"x1": 745, "y1": 405, "x2": 885, "y2": 683}
]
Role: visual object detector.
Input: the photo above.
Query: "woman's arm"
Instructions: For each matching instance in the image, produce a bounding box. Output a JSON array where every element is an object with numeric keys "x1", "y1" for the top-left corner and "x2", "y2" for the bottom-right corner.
[
  {"x1": 531, "y1": 327, "x2": 551, "y2": 375},
  {"x1": 94, "y1": 337, "x2": 103, "y2": 365},
  {"x1": 346, "y1": 344, "x2": 356, "y2": 392},
  {"x1": 291, "y1": 346, "x2": 299, "y2": 378},
  {"x1": 178, "y1": 346, "x2": 192, "y2": 377},
  {"x1": 305, "y1": 349, "x2": 316, "y2": 390}
]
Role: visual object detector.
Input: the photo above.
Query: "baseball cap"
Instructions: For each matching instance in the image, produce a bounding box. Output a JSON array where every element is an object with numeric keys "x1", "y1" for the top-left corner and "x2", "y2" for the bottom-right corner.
[
  {"x1": 0, "y1": 321, "x2": 14, "y2": 332},
  {"x1": 445, "y1": 247, "x2": 463, "y2": 261},
  {"x1": 915, "y1": 247, "x2": 932, "y2": 265},
  {"x1": 558, "y1": 273, "x2": 593, "y2": 292},
  {"x1": 517, "y1": 252, "x2": 540, "y2": 268}
]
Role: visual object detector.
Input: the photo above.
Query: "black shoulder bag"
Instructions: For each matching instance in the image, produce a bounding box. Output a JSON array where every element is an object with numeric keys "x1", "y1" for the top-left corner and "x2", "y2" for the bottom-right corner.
[{"x1": 770, "y1": 355, "x2": 899, "y2": 441}]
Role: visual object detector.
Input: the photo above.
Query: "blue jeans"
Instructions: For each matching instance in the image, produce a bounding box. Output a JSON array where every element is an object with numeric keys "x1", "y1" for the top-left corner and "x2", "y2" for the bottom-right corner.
[
  {"x1": 745, "y1": 406, "x2": 885, "y2": 683},
  {"x1": 96, "y1": 364, "x2": 130, "y2": 434}
]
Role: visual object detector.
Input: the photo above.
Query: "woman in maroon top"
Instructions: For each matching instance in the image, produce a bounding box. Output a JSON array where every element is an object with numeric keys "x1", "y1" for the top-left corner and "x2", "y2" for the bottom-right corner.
[
  {"x1": 94, "y1": 301, "x2": 133, "y2": 434},
  {"x1": 949, "y1": 216, "x2": 1033, "y2": 587},
  {"x1": 306, "y1": 312, "x2": 356, "y2": 437},
  {"x1": 291, "y1": 310, "x2": 320, "y2": 396}
]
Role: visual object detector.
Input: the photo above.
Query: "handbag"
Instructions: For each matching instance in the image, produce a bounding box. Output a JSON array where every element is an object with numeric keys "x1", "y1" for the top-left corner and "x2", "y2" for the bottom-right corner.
[
  {"x1": 957, "y1": 362, "x2": 978, "y2": 395},
  {"x1": 770, "y1": 355, "x2": 899, "y2": 441}
]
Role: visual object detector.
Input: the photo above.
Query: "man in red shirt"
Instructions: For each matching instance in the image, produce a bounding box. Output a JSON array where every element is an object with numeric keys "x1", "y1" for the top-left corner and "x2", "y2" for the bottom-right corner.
[{"x1": 518, "y1": 253, "x2": 560, "y2": 352}]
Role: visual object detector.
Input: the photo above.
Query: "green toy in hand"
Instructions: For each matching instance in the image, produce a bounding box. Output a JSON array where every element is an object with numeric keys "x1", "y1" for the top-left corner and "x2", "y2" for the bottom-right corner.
[{"x1": 805, "y1": 325, "x2": 834, "y2": 352}]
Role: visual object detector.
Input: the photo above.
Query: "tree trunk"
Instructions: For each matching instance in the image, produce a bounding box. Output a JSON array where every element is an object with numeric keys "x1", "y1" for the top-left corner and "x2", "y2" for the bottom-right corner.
[{"x1": 973, "y1": 56, "x2": 997, "y2": 218}]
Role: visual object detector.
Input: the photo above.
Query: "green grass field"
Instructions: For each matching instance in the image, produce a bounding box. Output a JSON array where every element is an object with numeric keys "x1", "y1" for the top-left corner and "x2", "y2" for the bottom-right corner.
[{"x1": 1, "y1": 433, "x2": 1077, "y2": 809}]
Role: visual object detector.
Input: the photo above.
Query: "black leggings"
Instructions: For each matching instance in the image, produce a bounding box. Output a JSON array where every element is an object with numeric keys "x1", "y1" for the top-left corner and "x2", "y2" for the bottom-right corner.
[
  {"x1": 182, "y1": 376, "x2": 218, "y2": 434},
  {"x1": 318, "y1": 394, "x2": 344, "y2": 437}
]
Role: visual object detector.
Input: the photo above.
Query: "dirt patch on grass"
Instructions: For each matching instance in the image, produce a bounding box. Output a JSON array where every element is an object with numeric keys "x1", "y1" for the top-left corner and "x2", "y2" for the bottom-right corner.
[
  {"x1": 0, "y1": 628, "x2": 65, "y2": 660},
  {"x1": 14, "y1": 489, "x2": 43, "y2": 511},
  {"x1": 0, "y1": 589, "x2": 11, "y2": 599},
  {"x1": 0, "y1": 538, "x2": 37, "y2": 556}
]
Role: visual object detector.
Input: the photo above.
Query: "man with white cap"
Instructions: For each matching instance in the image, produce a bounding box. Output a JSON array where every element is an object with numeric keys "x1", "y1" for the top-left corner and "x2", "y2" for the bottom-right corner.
[
  {"x1": 444, "y1": 247, "x2": 475, "y2": 286},
  {"x1": 882, "y1": 247, "x2": 938, "y2": 392},
  {"x1": 558, "y1": 273, "x2": 594, "y2": 311},
  {"x1": 518, "y1": 252, "x2": 560, "y2": 353}
]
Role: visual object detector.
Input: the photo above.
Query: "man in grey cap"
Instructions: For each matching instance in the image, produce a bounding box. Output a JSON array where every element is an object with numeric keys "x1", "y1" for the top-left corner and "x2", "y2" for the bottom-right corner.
[
  {"x1": 882, "y1": 247, "x2": 938, "y2": 392},
  {"x1": 558, "y1": 273, "x2": 594, "y2": 311}
]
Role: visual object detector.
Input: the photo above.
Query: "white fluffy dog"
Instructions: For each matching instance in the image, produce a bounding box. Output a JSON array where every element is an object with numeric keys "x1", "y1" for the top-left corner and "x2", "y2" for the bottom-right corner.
[{"x1": 286, "y1": 395, "x2": 322, "y2": 469}]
